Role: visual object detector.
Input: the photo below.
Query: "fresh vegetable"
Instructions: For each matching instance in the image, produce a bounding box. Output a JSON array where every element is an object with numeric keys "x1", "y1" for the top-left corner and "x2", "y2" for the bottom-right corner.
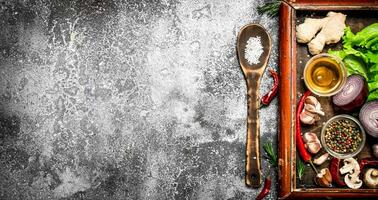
[
  {"x1": 300, "y1": 110, "x2": 317, "y2": 125},
  {"x1": 339, "y1": 158, "x2": 362, "y2": 189},
  {"x1": 300, "y1": 95, "x2": 324, "y2": 125},
  {"x1": 257, "y1": 0, "x2": 280, "y2": 18},
  {"x1": 363, "y1": 168, "x2": 378, "y2": 189},
  {"x1": 324, "y1": 119, "x2": 362, "y2": 154},
  {"x1": 255, "y1": 175, "x2": 272, "y2": 200},
  {"x1": 296, "y1": 91, "x2": 313, "y2": 162},
  {"x1": 340, "y1": 158, "x2": 359, "y2": 175},
  {"x1": 313, "y1": 153, "x2": 329, "y2": 165},
  {"x1": 263, "y1": 142, "x2": 278, "y2": 168},
  {"x1": 296, "y1": 91, "x2": 320, "y2": 175},
  {"x1": 332, "y1": 74, "x2": 368, "y2": 111},
  {"x1": 329, "y1": 157, "x2": 346, "y2": 187},
  {"x1": 257, "y1": 143, "x2": 276, "y2": 200},
  {"x1": 329, "y1": 23, "x2": 378, "y2": 101},
  {"x1": 303, "y1": 132, "x2": 322, "y2": 154},
  {"x1": 261, "y1": 68, "x2": 279, "y2": 106},
  {"x1": 297, "y1": 157, "x2": 306, "y2": 181},
  {"x1": 344, "y1": 173, "x2": 363, "y2": 189},
  {"x1": 296, "y1": 12, "x2": 346, "y2": 55},
  {"x1": 359, "y1": 101, "x2": 378, "y2": 138},
  {"x1": 315, "y1": 168, "x2": 332, "y2": 187},
  {"x1": 358, "y1": 158, "x2": 378, "y2": 172}
]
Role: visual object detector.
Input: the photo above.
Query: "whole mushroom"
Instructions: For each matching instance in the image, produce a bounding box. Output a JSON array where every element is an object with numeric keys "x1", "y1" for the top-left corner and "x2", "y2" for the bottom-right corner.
[{"x1": 363, "y1": 168, "x2": 378, "y2": 189}]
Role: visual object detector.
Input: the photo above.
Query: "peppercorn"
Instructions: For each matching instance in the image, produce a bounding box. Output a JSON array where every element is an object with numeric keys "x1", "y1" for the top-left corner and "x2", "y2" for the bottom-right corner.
[{"x1": 324, "y1": 119, "x2": 362, "y2": 154}]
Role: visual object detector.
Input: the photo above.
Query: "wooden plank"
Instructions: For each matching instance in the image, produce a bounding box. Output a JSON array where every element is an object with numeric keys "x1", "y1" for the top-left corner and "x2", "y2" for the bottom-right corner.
[
  {"x1": 278, "y1": 1, "x2": 295, "y2": 199},
  {"x1": 285, "y1": 0, "x2": 378, "y2": 6}
]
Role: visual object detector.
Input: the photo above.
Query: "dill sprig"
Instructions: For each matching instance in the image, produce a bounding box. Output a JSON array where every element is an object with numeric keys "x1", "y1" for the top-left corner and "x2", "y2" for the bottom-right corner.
[
  {"x1": 263, "y1": 142, "x2": 278, "y2": 168},
  {"x1": 257, "y1": 0, "x2": 281, "y2": 17},
  {"x1": 296, "y1": 156, "x2": 306, "y2": 181}
]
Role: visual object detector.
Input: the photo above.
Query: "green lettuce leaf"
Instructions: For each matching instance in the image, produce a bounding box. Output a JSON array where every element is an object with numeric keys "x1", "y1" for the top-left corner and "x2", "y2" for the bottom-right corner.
[
  {"x1": 328, "y1": 23, "x2": 378, "y2": 101},
  {"x1": 343, "y1": 55, "x2": 368, "y2": 79},
  {"x1": 368, "y1": 89, "x2": 378, "y2": 101}
]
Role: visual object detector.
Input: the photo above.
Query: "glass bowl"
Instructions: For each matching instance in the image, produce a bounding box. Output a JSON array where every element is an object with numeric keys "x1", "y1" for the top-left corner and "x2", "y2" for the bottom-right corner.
[
  {"x1": 303, "y1": 53, "x2": 347, "y2": 96},
  {"x1": 320, "y1": 114, "x2": 366, "y2": 159}
]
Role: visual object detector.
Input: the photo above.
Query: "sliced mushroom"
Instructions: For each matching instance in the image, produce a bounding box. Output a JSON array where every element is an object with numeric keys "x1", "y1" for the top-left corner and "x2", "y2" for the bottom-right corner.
[
  {"x1": 345, "y1": 173, "x2": 363, "y2": 189},
  {"x1": 340, "y1": 158, "x2": 362, "y2": 189},
  {"x1": 315, "y1": 168, "x2": 332, "y2": 187},
  {"x1": 313, "y1": 153, "x2": 329, "y2": 165},
  {"x1": 364, "y1": 168, "x2": 378, "y2": 189},
  {"x1": 339, "y1": 158, "x2": 358, "y2": 175}
]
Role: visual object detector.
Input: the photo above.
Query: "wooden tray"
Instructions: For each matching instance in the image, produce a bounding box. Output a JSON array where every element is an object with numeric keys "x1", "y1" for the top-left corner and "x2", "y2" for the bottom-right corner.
[{"x1": 278, "y1": 0, "x2": 378, "y2": 199}]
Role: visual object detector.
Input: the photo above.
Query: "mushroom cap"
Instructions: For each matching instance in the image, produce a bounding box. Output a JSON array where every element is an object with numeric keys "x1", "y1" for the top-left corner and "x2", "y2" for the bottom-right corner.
[
  {"x1": 344, "y1": 173, "x2": 363, "y2": 189},
  {"x1": 363, "y1": 168, "x2": 378, "y2": 189}
]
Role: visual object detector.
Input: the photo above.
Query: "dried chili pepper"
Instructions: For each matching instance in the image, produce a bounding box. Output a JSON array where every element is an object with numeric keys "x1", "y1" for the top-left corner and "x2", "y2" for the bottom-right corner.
[
  {"x1": 261, "y1": 68, "x2": 279, "y2": 106},
  {"x1": 359, "y1": 158, "x2": 378, "y2": 172},
  {"x1": 329, "y1": 157, "x2": 346, "y2": 187},
  {"x1": 255, "y1": 175, "x2": 272, "y2": 200},
  {"x1": 296, "y1": 90, "x2": 313, "y2": 162}
]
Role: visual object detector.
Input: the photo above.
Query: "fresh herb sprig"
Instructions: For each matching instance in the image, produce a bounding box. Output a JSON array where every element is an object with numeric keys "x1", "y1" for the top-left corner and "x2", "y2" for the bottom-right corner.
[
  {"x1": 263, "y1": 142, "x2": 278, "y2": 168},
  {"x1": 257, "y1": 0, "x2": 281, "y2": 17},
  {"x1": 296, "y1": 156, "x2": 306, "y2": 181}
]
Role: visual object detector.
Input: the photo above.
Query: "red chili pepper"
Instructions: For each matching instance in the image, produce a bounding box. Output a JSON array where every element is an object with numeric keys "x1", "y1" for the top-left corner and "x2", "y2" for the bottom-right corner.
[
  {"x1": 255, "y1": 175, "x2": 272, "y2": 200},
  {"x1": 359, "y1": 158, "x2": 378, "y2": 172},
  {"x1": 296, "y1": 90, "x2": 312, "y2": 162},
  {"x1": 329, "y1": 157, "x2": 346, "y2": 187},
  {"x1": 261, "y1": 68, "x2": 279, "y2": 106}
]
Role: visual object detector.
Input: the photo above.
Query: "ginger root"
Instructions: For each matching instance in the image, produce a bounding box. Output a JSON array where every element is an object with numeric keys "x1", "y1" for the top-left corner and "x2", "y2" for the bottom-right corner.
[{"x1": 296, "y1": 12, "x2": 346, "y2": 55}]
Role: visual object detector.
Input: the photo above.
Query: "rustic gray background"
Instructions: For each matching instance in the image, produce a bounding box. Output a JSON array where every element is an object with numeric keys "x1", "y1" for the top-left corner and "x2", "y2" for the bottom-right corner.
[{"x1": 0, "y1": 0, "x2": 278, "y2": 199}]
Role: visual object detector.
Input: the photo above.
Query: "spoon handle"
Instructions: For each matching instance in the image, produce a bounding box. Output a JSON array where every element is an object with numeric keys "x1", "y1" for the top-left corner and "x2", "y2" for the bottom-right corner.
[{"x1": 245, "y1": 75, "x2": 262, "y2": 188}]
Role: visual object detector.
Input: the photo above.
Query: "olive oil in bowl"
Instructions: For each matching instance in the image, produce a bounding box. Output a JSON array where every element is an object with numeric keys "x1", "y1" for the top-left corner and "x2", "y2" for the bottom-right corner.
[{"x1": 304, "y1": 53, "x2": 347, "y2": 96}]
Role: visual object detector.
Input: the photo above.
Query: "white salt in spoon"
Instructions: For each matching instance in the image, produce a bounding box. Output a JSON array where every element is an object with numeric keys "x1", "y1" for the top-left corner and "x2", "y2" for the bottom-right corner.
[{"x1": 236, "y1": 24, "x2": 272, "y2": 188}]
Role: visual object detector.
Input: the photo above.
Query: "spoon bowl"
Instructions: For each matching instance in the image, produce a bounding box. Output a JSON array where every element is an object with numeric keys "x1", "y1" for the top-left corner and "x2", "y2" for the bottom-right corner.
[
  {"x1": 236, "y1": 24, "x2": 272, "y2": 188},
  {"x1": 237, "y1": 24, "x2": 272, "y2": 71}
]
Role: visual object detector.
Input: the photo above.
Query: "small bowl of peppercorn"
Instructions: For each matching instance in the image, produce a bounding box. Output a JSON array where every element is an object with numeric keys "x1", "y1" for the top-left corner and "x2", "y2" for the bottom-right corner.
[{"x1": 321, "y1": 114, "x2": 366, "y2": 159}]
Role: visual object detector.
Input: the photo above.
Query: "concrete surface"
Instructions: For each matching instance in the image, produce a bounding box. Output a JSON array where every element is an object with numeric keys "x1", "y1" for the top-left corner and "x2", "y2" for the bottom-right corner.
[{"x1": 0, "y1": 0, "x2": 278, "y2": 199}]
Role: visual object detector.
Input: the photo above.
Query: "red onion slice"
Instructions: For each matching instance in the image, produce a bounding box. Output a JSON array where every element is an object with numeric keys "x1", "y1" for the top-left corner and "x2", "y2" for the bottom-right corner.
[
  {"x1": 359, "y1": 101, "x2": 378, "y2": 138},
  {"x1": 332, "y1": 74, "x2": 368, "y2": 111}
]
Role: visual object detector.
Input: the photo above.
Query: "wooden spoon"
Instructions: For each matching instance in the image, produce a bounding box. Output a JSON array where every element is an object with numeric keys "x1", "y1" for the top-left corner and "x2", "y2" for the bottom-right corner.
[{"x1": 236, "y1": 24, "x2": 272, "y2": 188}]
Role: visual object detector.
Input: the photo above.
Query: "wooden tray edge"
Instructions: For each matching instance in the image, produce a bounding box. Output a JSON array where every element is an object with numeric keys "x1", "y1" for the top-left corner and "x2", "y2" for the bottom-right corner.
[
  {"x1": 278, "y1": 1, "x2": 296, "y2": 198},
  {"x1": 278, "y1": 0, "x2": 378, "y2": 199}
]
